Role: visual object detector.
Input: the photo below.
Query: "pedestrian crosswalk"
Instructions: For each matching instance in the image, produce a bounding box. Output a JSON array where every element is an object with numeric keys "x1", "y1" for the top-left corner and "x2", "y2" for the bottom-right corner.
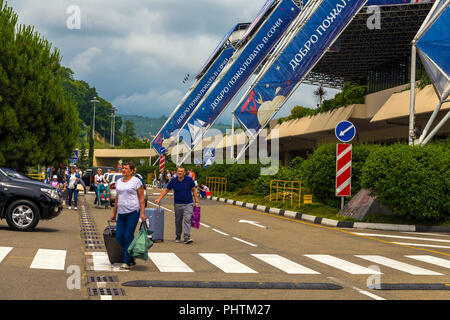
[{"x1": 1, "y1": 246, "x2": 449, "y2": 277}]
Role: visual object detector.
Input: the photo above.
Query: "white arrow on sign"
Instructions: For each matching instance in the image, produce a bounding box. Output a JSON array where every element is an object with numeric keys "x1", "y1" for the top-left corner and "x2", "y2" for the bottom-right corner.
[
  {"x1": 239, "y1": 220, "x2": 268, "y2": 229},
  {"x1": 339, "y1": 124, "x2": 355, "y2": 137}
]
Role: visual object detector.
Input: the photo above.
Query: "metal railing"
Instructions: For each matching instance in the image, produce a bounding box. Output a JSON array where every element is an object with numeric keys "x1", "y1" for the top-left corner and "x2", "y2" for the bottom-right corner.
[
  {"x1": 269, "y1": 180, "x2": 302, "y2": 209},
  {"x1": 205, "y1": 177, "x2": 227, "y2": 196}
]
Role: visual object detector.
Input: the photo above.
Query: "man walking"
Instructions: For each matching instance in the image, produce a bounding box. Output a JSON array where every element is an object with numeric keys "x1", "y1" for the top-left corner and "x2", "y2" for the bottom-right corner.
[{"x1": 155, "y1": 166, "x2": 199, "y2": 244}]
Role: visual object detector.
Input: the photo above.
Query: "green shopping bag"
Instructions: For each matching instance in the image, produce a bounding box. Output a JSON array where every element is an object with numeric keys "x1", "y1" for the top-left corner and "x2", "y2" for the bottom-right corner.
[{"x1": 128, "y1": 222, "x2": 154, "y2": 261}]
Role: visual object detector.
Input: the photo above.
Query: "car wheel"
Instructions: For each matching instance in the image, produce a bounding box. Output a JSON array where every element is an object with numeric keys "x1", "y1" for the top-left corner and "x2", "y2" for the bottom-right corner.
[{"x1": 6, "y1": 200, "x2": 40, "y2": 231}]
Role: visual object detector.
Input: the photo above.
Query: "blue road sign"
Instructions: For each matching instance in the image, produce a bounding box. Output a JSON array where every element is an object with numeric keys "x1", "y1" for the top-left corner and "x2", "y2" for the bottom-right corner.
[
  {"x1": 160, "y1": 147, "x2": 167, "y2": 154},
  {"x1": 335, "y1": 121, "x2": 356, "y2": 143}
]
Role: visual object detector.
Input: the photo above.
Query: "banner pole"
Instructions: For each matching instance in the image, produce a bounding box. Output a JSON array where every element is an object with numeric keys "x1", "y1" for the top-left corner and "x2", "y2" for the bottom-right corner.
[
  {"x1": 409, "y1": 44, "x2": 417, "y2": 146},
  {"x1": 231, "y1": 113, "x2": 235, "y2": 163}
]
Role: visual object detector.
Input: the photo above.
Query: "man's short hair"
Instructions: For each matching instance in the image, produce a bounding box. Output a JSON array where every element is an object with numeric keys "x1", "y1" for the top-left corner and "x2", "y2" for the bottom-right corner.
[
  {"x1": 177, "y1": 166, "x2": 185, "y2": 171},
  {"x1": 123, "y1": 161, "x2": 135, "y2": 171}
]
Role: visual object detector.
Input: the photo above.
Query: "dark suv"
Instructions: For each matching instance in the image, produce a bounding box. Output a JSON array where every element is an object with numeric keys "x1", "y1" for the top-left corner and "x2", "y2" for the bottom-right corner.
[{"x1": 0, "y1": 168, "x2": 62, "y2": 231}]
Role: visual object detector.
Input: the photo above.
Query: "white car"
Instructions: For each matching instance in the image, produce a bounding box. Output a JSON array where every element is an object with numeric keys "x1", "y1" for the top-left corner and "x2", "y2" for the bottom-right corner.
[{"x1": 108, "y1": 173, "x2": 148, "y2": 207}]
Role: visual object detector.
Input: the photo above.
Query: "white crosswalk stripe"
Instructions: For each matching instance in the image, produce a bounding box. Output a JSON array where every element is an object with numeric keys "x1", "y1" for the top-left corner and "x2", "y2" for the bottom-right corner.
[
  {"x1": 304, "y1": 255, "x2": 383, "y2": 274},
  {"x1": 1, "y1": 247, "x2": 448, "y2": 277},
  {"x1": 252, "y1": 254, "x2": 320, "y2": 274},
  {"x1": 149, "y1": 253, "x2": 194, "y2": 272},
  {"x1": 199, "y1": 253, "x2": 258, "y2": 273},
  {"x1": 355, "y1": 255, "x2": 442, "y2": 275},
  {"x1": 0, "y1": 247, "x2": 13, "y2": 263},
  {"x1": 405, "y1": 255, "x2": 450, "y2": 269},
  {"x1": 30, "y1": 249, "x2": 66, "y2": 271}
]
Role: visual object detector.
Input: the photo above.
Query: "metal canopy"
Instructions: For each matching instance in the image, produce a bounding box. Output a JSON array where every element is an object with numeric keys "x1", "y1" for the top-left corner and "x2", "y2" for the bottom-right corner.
[{"x1": 304, "y1": 3, "x2": 434, "y2": 90}]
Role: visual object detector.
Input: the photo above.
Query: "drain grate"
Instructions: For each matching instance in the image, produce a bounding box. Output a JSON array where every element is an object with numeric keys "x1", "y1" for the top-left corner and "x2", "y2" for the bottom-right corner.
[
  {"x1": 88, "y1": 288, "x2": 124, "y2": 296},
  {"x1": 85, "y1": 246, "x2": 105, "y2": 250},
  {"x1": 84, "y1": 240, "x2": 103, "y2": 244},
  {"x1": 88, "y1": 276, "x2": 119, "y2": 283}
]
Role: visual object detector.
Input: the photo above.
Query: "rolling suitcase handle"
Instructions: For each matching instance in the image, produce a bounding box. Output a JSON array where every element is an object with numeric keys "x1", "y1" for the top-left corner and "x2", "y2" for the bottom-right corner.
[{"x1": 107, "y1": 220, "x2": 117, "y2": 236}]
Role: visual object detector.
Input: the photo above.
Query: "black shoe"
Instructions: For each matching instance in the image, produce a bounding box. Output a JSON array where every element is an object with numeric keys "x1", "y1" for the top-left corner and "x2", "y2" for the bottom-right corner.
[
  {"x1": 130, "y1": 259, "x2": 136, "y2": 266},
  {"x1": 175, "y1": 237, "x2": 181, "y2": 243},
  {"x1": 184, "y1": 238, "x2": 193, "y2": 244}
]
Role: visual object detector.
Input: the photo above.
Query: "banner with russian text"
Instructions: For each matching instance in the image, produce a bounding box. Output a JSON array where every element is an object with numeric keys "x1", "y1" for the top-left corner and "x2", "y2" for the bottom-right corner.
[
  {"x1": 151, "y1": 40, "x2": 235, "y2": 155},
  {"x1": 180, "y1": 0, "x2": 302, "y2": 150},
  {"x1": 234, "y1": 0, "x2": 368, "y2": 136}
]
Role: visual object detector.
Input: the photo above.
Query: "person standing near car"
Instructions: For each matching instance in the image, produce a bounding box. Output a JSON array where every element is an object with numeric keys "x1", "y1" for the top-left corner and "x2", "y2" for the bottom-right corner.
[
  {"x1": 110, "y1": 162, "x2": 146, "y2": 270},
  {"x1": 66, "y1": 166, "x2": 81, "y2": 210},
  {"x1": 93, "y1": 168, "x2": 107, "y2": 205},
  {"x1": 155, "y1": 166, "x2": 199, "y2": 244}
]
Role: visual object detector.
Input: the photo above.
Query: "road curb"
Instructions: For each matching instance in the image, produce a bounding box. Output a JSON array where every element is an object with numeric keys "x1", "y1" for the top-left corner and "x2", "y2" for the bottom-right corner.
[{"x1": 207, "y1": 196, "x2": 450, "y2": 233}]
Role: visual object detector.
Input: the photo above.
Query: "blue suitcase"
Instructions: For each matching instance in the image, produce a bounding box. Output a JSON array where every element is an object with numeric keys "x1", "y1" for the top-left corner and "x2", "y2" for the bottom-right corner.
[{"x1": 145, "y1": 207, "x2": 164, "y2": 242}]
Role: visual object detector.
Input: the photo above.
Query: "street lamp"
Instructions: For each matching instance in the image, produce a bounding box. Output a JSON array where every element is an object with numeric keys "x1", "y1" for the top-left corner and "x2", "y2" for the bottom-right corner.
[
  {"x1": 111, "y1": 106, "x2": 118, "y2": 146},
  {"x1": 90, "y1": 97, "x2": 100, "y2": 140}
]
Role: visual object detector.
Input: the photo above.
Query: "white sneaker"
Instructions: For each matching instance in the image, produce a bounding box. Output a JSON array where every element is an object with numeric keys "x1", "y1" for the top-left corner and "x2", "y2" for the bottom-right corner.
[
  {"x1": 74, "y1": 207, "x2": 78, "y2": 210},
  {"x1": 68, "y1": 206, "x2": 71, "y2": 210}
]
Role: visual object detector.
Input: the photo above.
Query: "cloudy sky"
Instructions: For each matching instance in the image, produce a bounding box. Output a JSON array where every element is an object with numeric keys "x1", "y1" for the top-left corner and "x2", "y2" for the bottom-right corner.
[{"x1": 10, "y1": 0, "x2": 339, "y2": 126}]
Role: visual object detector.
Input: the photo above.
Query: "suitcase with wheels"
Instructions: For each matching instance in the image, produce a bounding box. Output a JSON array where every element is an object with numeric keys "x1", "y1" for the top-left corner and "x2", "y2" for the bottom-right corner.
[
  {"x1": 103, "y1": 220, "x2": 124, "y2": 264},
  {"x1": 145, "y1": 207, "x2": 164, "y2": 242}
]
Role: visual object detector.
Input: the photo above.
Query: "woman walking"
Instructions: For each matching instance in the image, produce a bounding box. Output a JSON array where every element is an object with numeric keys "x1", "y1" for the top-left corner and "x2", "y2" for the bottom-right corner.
[
  {"x1": 93, "y1": 168, "x2": 107, "y2": 205},
  {"x1": 66, "y1": 166, "x2": 82, "y2": 210},
  {"x1": 110, "y1": 162, "x2": 146, "y2": 270}
]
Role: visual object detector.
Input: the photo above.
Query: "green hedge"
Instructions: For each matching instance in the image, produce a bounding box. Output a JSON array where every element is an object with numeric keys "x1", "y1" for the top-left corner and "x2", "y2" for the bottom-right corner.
[
  {"x1": 361, "y1": 143, "x2": 450, "y2": 221},
  {"x1": 300, "y1": 143, "x2": 381, "y2": 207}
]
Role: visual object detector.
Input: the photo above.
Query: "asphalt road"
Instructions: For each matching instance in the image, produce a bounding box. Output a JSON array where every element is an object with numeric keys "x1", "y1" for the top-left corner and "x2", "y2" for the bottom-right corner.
[{"x1": 0, "y1": 188, "x2": 449, "y2": 301}]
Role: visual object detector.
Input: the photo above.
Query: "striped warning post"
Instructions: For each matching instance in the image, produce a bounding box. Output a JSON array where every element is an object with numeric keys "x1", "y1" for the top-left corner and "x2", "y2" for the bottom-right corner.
[
  {"x1": 336, "y1": 144, "x2": 352, "y2": 197},
  {"x1": 159, "y1": 155, "x2": 165, "y2": 172}
]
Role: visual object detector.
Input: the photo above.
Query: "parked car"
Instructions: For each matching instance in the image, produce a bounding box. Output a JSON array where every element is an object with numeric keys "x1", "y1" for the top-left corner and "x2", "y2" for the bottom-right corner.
[
  {"x1": 0, "y1": 168, "x2": 62, "y2": 231},
  {"x1": 108, "y1": 173, "x2": 148, "y2": 207}
]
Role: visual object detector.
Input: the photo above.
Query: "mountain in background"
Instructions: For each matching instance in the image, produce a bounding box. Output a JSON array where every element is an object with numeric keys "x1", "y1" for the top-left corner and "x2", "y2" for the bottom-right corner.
[{"x1": 119, "y1": 114, "x2": 234, "y2": 139}]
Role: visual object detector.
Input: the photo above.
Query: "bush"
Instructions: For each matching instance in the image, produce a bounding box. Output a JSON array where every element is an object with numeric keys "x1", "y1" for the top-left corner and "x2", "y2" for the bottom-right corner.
[
  {"x1": 361, "y1": 143, "x2": 450, "y2": 221},
  {"x1": 301, "y1": 143, "x2": 381, "y2": 207}
]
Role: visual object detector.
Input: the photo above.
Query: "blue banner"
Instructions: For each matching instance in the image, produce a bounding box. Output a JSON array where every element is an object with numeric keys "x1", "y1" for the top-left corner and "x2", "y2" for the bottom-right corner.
[
  {"x1": 203, "y1": 148, "x2": 215, "y2": 168},
  {"x1": 366, "y1": 0, "x2": 434, "y2": 5},
  {"x1": 234, "y1": 0, "x2": 368, "y2": 134},
  {"x1": 181, "y1": 0, "x2": 302, "y2": 149},
  {"x1": 151, "y1": 44, "x2": 235, "y2": 155}
]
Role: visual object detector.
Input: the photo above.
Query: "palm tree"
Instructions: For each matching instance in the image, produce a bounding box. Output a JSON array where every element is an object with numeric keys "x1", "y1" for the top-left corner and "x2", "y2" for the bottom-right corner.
[{"x1": 313, "y1": 85, "x2": 327, "y2": 109}]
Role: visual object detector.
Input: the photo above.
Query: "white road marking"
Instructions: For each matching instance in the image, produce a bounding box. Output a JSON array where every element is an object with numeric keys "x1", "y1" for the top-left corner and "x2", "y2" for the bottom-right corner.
[
  {"x1": 232, "y1": 237, "x2": 257, "y2": 247},
  {"x1": 212, "y1": 228, "x2": 229, "y2": 236},
  {"x1": 100, "y1": 296, "x2": 113, "y2": 300},
  {"x1": 393, "y1": 242, "x2": 450, "y2": 249},
  {"x1": 200, "y1": 223, "x2": 210, "y2": 228},
  {"x1": 355, "y1": 255, "x2": 442, "y2": 275},
  {"x1": 148, "y1": 253, "x2": 193, "y2": 273},
  {"x1": 200, "y1": 253, "x2": 258, "y2": 273},
  {"x1": 0, "y1": 247, "x2": 13, "y2": 263},
  {"x1": 304, "y1": 255, "x2": 382, "y2": 274},
  {"x1": 354, "y1": 233, "x2": 450, "y2": 243},
  {"x1": 406, "y1": 255, "x2": 450, "y2": 269},
  {"x1": 402, "y1": 232, "x2": 450, "y2": 237},
  {"x1": 30, "y1": 249, "x2": 66, "y2": 270},
  {"x1": 252, "y1": 254, "x2": 319, "y2": 274},
  {"x1": 328, "y1": 276, "x2": 386, "y2": 301},
  {"x1": 355, "y1": 288, "x2": 386, "y2": 301},
  {"x1": 91, "y1": 252, "x2": 128, "y2": 272}
]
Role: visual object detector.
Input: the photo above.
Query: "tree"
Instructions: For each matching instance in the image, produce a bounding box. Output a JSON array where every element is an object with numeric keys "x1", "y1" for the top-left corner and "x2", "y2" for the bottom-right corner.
[
  {"x1": 0, "y1": 1, "x2": 79, "y2": 169},
  {"x1": 121, "y1": 120, "x2": 137, "y2": 147},
  {"x1": 313, "y1": 85, "x2": 327, "y2": 108},
  {"x1": 78, "y1": 141, "x2": 89, "y2": 169}
]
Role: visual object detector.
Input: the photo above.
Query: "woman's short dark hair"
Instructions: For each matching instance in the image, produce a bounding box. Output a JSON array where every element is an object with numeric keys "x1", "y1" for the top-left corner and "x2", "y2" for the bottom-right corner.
[{"x1": 123, "y1": 161, "x2": 135, "y2": 171}]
